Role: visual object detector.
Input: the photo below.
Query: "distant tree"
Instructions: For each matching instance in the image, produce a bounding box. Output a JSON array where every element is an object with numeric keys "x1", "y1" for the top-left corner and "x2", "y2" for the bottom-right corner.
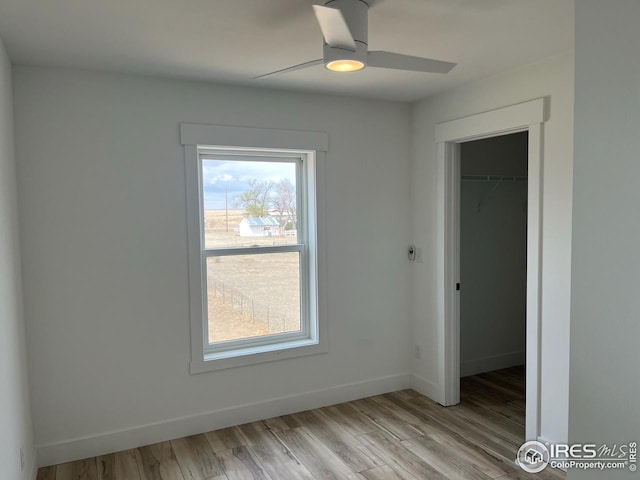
[
  {"x1": 271, "y1": 179, "x2": 296, "y2": 229},
  {"x1": 234, "y1": 179, "x2": 275, "y2": 217}
]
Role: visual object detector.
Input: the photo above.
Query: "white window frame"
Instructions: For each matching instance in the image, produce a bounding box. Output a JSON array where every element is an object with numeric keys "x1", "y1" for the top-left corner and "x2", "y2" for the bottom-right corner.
[
  {"x1": 181, "y1": 124, "x2": 328, "y2": 374},
  {"x1": 198, "y1": 148, "x2": 312, "y2": 354}
]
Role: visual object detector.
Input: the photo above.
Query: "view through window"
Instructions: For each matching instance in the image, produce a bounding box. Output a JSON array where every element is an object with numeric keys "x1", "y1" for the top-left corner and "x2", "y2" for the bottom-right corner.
[{"x1": 200, "y1": 155, "x2": 306, "y2": 349}]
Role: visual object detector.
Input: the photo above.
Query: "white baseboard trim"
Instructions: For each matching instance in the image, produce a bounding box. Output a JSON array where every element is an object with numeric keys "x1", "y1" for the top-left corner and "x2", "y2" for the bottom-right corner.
[
  {"x1": 28, "y1": 449, "x2": 38, "y2": 480},
  {"x1": 37, "y1": 372, "x2": 411, "y2": 467},
  {"x1": 537, "y1": 436, "x2": 556, "y2": 445},
  {"x1": 537, "y1": 436, "x2": 567, "y2": 472},
  {"x1": 460, "y1": 351, "x2": 525, "y2": 377},
  {"x1": 410, "y1": 374, "x2": 441, "y2": 403}
]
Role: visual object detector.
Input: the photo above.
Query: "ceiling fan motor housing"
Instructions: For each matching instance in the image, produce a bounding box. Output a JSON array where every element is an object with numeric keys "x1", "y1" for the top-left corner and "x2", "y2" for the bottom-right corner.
[{"x1": 323, "y1": 0, "x2": 369, "y2": 67}]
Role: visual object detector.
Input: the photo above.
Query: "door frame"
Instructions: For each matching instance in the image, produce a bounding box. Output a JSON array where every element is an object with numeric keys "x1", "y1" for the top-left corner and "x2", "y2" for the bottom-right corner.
[{"x1": 434, "y1": 98, "x2": 546, "y2": 441}]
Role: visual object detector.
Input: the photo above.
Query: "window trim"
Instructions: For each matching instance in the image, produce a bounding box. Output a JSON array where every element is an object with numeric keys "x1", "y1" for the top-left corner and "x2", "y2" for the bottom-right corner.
[{"x1": 182, "y1": 124, "x2": 328, "y2": 374}]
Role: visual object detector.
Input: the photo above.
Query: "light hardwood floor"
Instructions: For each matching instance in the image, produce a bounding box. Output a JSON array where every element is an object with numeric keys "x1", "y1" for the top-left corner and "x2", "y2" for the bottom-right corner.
[{"x1": 37, "y1": 367, "x2": 565, "y2": 480}]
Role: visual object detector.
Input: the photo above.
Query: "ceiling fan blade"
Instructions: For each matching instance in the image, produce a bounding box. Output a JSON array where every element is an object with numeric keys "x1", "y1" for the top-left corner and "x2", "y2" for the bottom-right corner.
[
  {"x1": 312, "y1": 5, "x2": 357, "y2": 51},
  {"x1": 367, "y1": 51, "x2": 456, "y2": 74},
  {"x1": 255, "y1": 59, "x2": 324, "y2": 79}
]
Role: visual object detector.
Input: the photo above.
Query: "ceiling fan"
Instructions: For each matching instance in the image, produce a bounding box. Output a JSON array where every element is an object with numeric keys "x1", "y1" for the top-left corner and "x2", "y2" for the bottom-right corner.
[{"x1": 256, "y1": 0, "x2": 456, "y2": 79}]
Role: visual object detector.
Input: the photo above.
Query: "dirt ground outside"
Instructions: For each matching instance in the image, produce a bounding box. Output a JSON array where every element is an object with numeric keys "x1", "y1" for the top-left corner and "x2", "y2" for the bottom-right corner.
[{"x1": 204, "y1": 210, "x2": 301, "y2": 343}]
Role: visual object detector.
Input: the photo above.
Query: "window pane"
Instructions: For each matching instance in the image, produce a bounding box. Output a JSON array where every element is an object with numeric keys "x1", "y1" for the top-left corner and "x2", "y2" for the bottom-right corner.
[
  {"x1": 206, "y1": 253, "x2": 301, "y2": 344},
  {"x1": 202, "y1": 159, "x2": 298, "y2": 248}
]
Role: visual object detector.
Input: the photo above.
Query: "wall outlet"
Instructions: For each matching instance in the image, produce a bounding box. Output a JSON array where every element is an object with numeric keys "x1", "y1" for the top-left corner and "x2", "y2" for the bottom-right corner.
[
  {"x1": 20, "y1": 447, "x2": 25, "y2": 472},
  {"x1": 414, "y1": 345, "x2": 423, "y2": 359}
]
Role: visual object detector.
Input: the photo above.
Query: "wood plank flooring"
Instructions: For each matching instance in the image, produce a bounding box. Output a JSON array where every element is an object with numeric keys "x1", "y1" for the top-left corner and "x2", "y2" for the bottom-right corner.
[{"x1": 37, "y1": 367, "x2": 565, "y2": 480}]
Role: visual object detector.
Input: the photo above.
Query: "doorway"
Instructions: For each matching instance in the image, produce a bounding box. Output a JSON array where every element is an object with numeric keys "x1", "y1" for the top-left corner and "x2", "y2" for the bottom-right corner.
[
  {"x1": 458, "y1": 133, "x2": 528, "y2": 437},
  {"x1": 434, "y1": 98, "x2": 545, "y2": 441},
  {"x1": 459, "y1": 132, "x2": 528, "y2": 378}
]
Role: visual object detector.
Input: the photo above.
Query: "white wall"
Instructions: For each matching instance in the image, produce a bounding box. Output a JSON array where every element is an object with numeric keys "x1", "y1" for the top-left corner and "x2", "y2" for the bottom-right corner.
[
  {"x1": 568, "y1": 2, "x2": 640, "y2": 478},
  {"x1": 411, "y1": 52, "x2": 574, "y2": 445},
  {"x1": 460, "y1": 134, "x2": 528, "y2": 377},
  {"x1": 13, "y1": 67, "x2": 413, "y2": 465},
  {"x1": 0, "y1": 38, "x2": 36, "y2": 479}
]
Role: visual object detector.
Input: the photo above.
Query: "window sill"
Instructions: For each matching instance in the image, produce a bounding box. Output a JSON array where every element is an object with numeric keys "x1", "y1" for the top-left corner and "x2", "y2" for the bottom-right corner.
[{"x1": 190, "y1": 338, "x2": 328, "y2": 374}]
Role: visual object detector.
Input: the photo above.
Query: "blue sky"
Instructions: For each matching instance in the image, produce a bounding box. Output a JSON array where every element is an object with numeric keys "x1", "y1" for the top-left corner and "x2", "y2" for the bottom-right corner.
[{"x1": 202, "y1": 159, "x2": 296, "y2": 210}]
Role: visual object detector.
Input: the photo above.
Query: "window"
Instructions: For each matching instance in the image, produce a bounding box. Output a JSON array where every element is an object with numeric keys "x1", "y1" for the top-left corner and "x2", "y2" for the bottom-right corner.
[
  {"x1": 182, "y1": 124, "x2": 327, "y2": 373},
  {"x1": 199, "y1": 149, "x2": 311, "y2": 351}
]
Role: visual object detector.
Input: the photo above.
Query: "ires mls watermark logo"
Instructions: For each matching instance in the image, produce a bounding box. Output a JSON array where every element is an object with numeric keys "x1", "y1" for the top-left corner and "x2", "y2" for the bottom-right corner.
[
  {"x1": 516, "y1": 441, "x2": 550, "y2": 473},
  {"x1": 516, "y1": 440, "x2": 638, "y2": 473}
]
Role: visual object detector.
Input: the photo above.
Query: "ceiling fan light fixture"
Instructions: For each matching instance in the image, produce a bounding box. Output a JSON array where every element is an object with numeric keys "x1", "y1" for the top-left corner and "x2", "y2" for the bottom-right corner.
[
  {"x1": 326, "y1": 59, "x2": 366, "y2": 72},
  {"x1": 255, "y1": 0, "x2": 456, "y2": 80}
]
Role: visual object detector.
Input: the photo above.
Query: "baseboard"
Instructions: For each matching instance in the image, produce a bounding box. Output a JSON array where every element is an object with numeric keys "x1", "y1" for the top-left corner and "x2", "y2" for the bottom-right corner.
[
  {"x1": 410, "y1": 373, "x2": 441, "y2": 403},
  {"x1": 537, "y1": 436, "x2": 555, "y2": 445},
  {"x1": 460, "y1": 351, "x2": 525, "y2": 377},
  {"x1": 36, "y1": 372, "x2": 411, "y2": 467},
  {"x1": 28, "y1": 448, "x2": 38, "y2": 480},
  {"x1": 537, "y1": 436, "x2": 567, "y2": 472}
]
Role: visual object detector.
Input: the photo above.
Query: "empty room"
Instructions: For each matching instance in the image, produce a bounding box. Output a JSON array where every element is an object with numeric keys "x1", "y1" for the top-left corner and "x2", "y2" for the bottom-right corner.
[{"x1": 0, "y1": 1, "x2": 638, "y2": 479}]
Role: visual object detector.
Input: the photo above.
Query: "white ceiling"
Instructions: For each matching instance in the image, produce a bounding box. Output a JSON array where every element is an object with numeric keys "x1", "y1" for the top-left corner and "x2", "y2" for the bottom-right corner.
[{"x1": 0, "y1": 0, "x2": 574, "y2": 102}]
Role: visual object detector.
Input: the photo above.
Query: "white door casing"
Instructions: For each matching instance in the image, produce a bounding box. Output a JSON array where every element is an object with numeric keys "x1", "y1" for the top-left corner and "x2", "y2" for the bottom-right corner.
[{"x1": 434, "y1": 98, "x2": 545, "y2": 441}]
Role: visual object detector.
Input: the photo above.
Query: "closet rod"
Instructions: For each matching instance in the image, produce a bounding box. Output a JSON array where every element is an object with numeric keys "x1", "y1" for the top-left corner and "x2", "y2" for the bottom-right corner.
[{"x1": 461, "y1": 175, "x2": 527, "y2": 182}]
